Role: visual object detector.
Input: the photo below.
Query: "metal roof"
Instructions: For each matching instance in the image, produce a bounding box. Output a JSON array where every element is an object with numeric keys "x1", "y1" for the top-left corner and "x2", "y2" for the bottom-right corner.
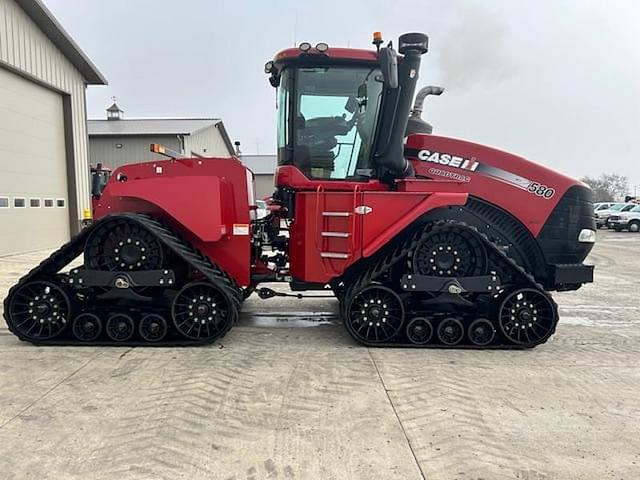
[
  {"x1": 241, "y1": 155, "x2": 277, "y2": 175},
  {"x1": 106, "y1": 103, "x2": 123, "y2": 113},
  {"x1": 14, "y1": 0, "x2": 107, "y2": 85},
  {"x1": 87, "y1": 118, "x2": 222, "y2": 136}
]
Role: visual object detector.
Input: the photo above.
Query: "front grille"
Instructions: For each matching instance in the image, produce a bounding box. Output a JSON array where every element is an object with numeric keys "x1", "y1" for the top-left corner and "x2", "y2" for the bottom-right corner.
[
  {"x1": 537, "y1": 185, "x2": 595, "y2": 264},
  {"x1": 609, "y1": 215, "x2": 620, "y2": 221}
]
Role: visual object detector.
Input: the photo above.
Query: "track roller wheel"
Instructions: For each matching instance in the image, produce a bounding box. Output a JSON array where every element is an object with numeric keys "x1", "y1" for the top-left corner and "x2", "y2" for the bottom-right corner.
[
  {"x1": 437, "y1": 317, "x2": 464, "y2": 345},
  {"x1": 468, "y1": 318, "x2": 495, "y2": 346},
  {"x1": 73, "y1": 313, "x2": 102, "y2": 342},
  {"x1": 497, "y1": 288, "x2": 557, "y2": 346},
  {"x1": 139, "y1": 314, "x2": 168, "y2": 343},
  {"x1": 345, "y1": 285, "x2": 404, "y2": 344},
  {"x1": 85, "y1": 218, "x2": 164, "y2": 271},
  {"x1": 106, "y1": 313, "x2": 135, "y2": 342},
  {"x1": 6, "y1": 281, "x2": 70, "y2": 341},
  {"x1": 405, "y1": 317, "x2": 434, "y2": 345},
  {"x1": 171, "y1": 281, "x2": 235, "y2": 341},
  {"x1": 412, "y1": 225, "x2": 487, "y2": 277}
]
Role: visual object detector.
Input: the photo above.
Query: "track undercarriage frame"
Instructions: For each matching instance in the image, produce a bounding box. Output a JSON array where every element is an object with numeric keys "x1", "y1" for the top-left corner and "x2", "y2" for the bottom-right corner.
[{"x1": 4, "y1": 212, "x2": 559, "y2": 349}]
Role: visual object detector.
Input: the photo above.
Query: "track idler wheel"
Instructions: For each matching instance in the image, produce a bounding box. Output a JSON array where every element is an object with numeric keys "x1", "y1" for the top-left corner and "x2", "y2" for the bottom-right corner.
[
  {"x1": 437, "y1": 317, "x2": 464, "y2": 345},
  {"x1": 468, "y1": 318, "x2": 495, "y2": 346},
  {"x1": 73, "y1": 313, "x2": 102, "y2": 342},
  {"x1": 85, "y1": 218, "x2": 164, "y2": 271},
  {"x1": 497, "y1": 288, "x2": 557, "y2": 347},
  {"x1": 171, "y1": 281, "x2": 235, "y2": 341},
  {"x1": 345, "y1": 285, "x2": 405, "y2": 344},
  {"x1": 106, "y1": 313, "x2": 135, "y2": 342},
  {"x1": 405, "y1": 317, "x2": 434, "y2": 345},
  {"x1": 412, "y1": 225, "x2": 487, "y2": 277},
  {"x1": 6, "y1": 281, "x2": 70, "y2": 341},
  {"x1": 139, "y1": 314, "x2": 168, "y2": 342}
]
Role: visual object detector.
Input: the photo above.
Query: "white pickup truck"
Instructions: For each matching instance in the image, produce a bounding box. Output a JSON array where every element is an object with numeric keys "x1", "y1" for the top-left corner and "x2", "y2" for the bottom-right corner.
[
  {"x1": 609, "y1": 204, "x2": 640, "y2": 232},
  {"x1": 595, "y1": 203, "x2": 637, "y2": 228}
]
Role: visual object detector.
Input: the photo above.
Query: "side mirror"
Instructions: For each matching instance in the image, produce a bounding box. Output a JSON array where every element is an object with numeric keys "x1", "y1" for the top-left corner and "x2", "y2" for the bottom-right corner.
[
  {"x1": 378, "y1": 46, "x2": 398, "y2": 89},
  {"x1": 345, "y1": 96, "x2": 358, "y2": 114},
  {"x1": 356, "y1": 83, "x2": 368, "y2": 110},
  {"x1": 90, "y1": 172, "x2": 101, "y2": 197}
]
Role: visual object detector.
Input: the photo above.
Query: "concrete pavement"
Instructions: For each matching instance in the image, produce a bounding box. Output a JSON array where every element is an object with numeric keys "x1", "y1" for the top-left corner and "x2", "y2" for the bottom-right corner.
[{"x1": 0, "y1": 230, "x2": 639, "y2": 479}]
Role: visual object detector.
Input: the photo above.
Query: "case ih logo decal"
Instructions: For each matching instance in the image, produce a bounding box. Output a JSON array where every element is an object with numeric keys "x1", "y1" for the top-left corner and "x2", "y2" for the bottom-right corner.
[
  {"x1": 417, "y1": 149, "x2": 479, "y2": 171},
  {"x1": 405, "y1": 147, "x2": 556, "y2": 199}
]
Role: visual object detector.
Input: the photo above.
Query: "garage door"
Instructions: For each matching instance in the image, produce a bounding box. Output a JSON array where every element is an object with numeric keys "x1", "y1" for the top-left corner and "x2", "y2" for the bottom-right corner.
[{"x1": 0, "y1": 67, "x2": 70, "y2": 256}]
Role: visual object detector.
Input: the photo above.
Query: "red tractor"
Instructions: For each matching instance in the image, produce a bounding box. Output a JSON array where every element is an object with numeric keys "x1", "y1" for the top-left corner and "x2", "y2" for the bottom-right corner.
[{"x1": 4, "y1": 33, "x2": 595, "y2": 348}]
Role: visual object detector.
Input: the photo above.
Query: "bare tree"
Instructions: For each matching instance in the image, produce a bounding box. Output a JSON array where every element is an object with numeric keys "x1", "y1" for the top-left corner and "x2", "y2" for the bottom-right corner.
[{"x1": 580, "y1": 173, "x2": 629, "y2": 202}]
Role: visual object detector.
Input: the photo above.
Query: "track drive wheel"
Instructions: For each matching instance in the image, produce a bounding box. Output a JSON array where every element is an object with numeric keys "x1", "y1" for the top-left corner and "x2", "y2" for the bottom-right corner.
[
  {"x1": 437, "y1": 317, "x2": 464, "y2": 345},
  {"x1": 405, "y1": 317, "x2": 434, "y2": 345},
  {"x1": 84, "y1": 218, "x2": 164, "y2": 271},
  {"x1": 345, "y1": 285, "x2": 405, "y2": 344},
  {"x1": 171, "y1": 281, "x2": 235, "y2": 341},
  {"x1": 412, "y1": 225, "x2": 487, "y2": 277},
  {"x1": 6, "y1": 281, "x2": 70, "y2": 341},
  {"x1": 497, "y1": 288, "x2": 557, "y2": 347}
]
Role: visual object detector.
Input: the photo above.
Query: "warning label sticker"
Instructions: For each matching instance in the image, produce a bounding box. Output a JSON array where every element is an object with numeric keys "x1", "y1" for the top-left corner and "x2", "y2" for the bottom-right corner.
[{"x1": 233, "y1": 224, "x2": 249, "y2": 236}]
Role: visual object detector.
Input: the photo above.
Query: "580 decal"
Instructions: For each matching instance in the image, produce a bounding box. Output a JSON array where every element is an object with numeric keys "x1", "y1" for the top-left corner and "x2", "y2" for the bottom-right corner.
[{"x1": 527, "y1": 182, "x2": 555, "y2": 199}]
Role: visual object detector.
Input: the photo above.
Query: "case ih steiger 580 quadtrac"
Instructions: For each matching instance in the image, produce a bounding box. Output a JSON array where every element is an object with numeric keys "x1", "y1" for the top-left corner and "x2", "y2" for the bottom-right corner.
[{"x1": 4, "y1": 33, "x2": 595, "y2": 348}]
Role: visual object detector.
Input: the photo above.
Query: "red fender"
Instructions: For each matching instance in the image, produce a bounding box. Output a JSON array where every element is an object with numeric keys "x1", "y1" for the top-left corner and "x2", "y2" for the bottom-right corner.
[
  {"x1": 106, "y1": 176, "x2": 225, "y2": 242},
  {"x1": 362, "y1": 191, "x2": 468, "y2": 257}
]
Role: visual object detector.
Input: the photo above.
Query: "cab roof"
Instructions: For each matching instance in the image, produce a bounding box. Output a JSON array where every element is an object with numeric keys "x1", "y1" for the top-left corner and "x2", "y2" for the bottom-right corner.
[{"x1": 274, "y1": 47, "x2": 379, "y2": 66}]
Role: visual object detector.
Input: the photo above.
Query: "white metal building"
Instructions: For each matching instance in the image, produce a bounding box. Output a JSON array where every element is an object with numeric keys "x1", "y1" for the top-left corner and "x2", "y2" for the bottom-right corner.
[
  {"x1": 241, "y1": 154, "x2": 277, "y2": 199},
  {"x1": 0, "y1": 0, "x2": 106, "y2": 256},
  {"x1": 88, "y1": 105, "x2": 235, "y2": 169}
]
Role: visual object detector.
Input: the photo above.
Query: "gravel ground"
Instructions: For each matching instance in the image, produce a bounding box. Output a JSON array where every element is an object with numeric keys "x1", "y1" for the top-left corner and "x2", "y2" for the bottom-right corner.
[{"x1": 0, "y1": 229, "x2": 638, "y2": 480}]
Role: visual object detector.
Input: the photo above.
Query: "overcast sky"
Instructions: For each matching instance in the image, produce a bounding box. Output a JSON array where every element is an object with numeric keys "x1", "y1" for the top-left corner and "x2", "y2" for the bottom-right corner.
[{"x1": 46, "y1": 0, "x2": 640, "y2": 193}]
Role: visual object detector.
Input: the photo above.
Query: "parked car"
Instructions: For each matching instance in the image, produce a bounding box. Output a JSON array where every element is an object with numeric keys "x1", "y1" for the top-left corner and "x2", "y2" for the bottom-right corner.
[
  {"x1": 595, "y1": 203, "x2": 636, "y2": 228},
  {"x1": 609, "y1": 204, "x2": 640, "y2": 232},
  {"x1": 594, "y1": 202, "x2": 616, "y2": 211}
]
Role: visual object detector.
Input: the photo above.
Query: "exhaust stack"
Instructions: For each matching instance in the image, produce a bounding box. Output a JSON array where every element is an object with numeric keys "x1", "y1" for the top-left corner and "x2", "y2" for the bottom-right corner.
[
  {"x1": 411, "y1": 86, "x2": 444, "y2": 119},
  {"x1": 406, "y1": 86, "x2": 445, "y2": 135}
]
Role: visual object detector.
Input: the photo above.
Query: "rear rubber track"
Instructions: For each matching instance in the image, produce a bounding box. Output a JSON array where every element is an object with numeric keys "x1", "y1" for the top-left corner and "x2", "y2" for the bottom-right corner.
[{"x1": 3, "y1": 213, "x2": 242, "y2": 346}]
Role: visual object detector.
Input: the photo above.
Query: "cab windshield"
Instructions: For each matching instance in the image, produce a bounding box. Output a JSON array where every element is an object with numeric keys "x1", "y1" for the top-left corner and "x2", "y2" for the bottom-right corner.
[{"x1": 277, "y1": 65, "x2": 383, "y2": 180}]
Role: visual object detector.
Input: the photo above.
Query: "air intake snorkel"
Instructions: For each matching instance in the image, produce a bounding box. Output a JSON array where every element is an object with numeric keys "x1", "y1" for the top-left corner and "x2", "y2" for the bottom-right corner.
[{"x1": 373, "y1": 33, "x2": 429, "y2": 181}]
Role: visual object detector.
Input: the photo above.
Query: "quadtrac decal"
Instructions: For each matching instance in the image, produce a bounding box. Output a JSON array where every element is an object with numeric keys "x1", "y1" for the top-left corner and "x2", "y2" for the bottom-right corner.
[{"x1": 405, "y1": 148, "x2": 556, "y2": 199}]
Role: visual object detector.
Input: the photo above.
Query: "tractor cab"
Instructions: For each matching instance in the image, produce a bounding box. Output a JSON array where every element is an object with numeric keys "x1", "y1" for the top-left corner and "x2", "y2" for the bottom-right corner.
[{"x1": 266, "y1": 33, "x2": 429, "y2": 184}]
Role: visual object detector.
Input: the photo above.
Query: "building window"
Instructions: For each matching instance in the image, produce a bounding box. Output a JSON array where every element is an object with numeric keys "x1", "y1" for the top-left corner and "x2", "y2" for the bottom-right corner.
[
  {"x1": 14, "y1": 198, "x2": 26, "y2": 208},
  {"x1": 30, "y1": 198, "x2": 41, "y2": 208},
  {"x1": 56, "y1": 199, "x2": 66, "y2": 208},
  {"x1": 44, "y1": 199, "x2": 54, "y2": 208},
  {"x1": 0, "y1": 197, "x2": 8, "y2": 208}
]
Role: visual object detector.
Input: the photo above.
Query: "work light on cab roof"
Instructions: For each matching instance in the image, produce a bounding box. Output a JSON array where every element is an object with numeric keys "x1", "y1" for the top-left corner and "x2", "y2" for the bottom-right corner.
[{"x1": 4, "y1": 31, "x2": 595, "y2": 350}]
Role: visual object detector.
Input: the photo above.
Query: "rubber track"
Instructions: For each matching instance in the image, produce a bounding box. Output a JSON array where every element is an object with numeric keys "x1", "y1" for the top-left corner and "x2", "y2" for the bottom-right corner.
[
  {"x1": 342, "y1": 220, "x2": 558, "y2": 349},
  {"x1": 3, "y1": 213, "x2": 242, "y2": 346}
]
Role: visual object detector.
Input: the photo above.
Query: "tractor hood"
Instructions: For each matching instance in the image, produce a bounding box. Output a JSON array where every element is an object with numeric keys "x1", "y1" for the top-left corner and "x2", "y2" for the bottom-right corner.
[{"x1": 404, "y1": 133, "x2": 592, "y2": 238}]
